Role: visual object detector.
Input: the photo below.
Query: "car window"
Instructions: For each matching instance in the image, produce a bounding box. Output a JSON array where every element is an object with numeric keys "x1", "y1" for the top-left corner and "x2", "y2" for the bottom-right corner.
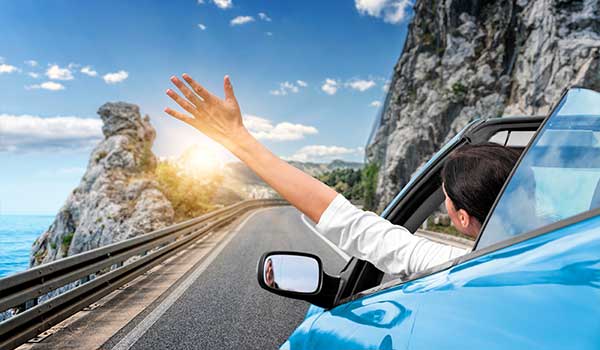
[
  {"x1": 477, "y1": 88, "x2": 600, "y2": 249},
  {"x1": 412, "y1": 130, "x2": 537, "y2": 253},
  {"x1": 489, "y1": 130, "x2": 535, "y2": 147}
]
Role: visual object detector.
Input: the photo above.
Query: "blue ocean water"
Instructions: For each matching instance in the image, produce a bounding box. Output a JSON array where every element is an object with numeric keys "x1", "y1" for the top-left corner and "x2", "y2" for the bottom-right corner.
[{"x1": 0, "y1": 215, "x2": 53, "y2": 278}]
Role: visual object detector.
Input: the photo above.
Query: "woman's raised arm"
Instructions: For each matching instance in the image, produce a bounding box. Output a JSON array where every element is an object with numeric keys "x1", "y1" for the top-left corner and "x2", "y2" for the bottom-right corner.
[{"x1": 164, "y1": 74, "x2": 337, "y2": 223}]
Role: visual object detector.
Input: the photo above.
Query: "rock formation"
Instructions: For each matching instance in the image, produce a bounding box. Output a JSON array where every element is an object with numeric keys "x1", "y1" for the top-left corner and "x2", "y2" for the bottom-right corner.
[
  {"x1": 30, "y1": 103, "x2": 174, "y2": 266},
  {"x1": 367, "y1": 0, "x2": 600, "y2": 211}
]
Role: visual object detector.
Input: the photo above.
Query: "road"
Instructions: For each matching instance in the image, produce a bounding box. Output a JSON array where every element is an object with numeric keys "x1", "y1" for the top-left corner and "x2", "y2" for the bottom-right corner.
[{"x1": 107, "y1": 206, "x2": 348, "y2": 350}]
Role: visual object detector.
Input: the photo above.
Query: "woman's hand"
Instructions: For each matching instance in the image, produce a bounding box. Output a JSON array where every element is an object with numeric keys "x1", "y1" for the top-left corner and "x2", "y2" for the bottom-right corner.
[
  {"x1": 165, "y1": 74, "x2": 248, "y2": 151},
  {"x1": 164, "y1": 74, "x2": 338, "y2": 223}
]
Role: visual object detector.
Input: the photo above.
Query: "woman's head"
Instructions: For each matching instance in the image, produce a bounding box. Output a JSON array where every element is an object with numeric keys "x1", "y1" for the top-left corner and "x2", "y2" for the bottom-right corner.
[{"x1": 441, "y1": 143, "x2": 520, "y2": 238}]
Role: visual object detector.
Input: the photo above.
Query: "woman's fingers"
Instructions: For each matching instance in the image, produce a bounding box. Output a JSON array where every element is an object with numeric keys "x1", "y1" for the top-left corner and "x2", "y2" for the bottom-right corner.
[
  {"x1": 223, "y1": 75, "x2": 237, "y2": 103},
  {"x1": 164, "y1": 107, "x2": 195, "y2": 125},
  {"x1": 166, "y1": 89, "x2": 198, "y2": 117},
  {"x1": 182, "y1": 74, "x2": 216, "y2": 103},
  {"x1": 170, "y1": 76, "x2": 204, "y2": 108}
]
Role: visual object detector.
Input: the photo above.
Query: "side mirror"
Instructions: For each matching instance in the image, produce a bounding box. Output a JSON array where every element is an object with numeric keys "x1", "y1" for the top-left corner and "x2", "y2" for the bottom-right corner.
[{"x1": 257, "y1": 251, "x2": 342, "y2": 309}]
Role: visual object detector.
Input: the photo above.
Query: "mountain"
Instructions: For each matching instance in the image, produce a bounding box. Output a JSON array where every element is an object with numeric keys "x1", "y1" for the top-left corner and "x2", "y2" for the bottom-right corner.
[
  {"x1": 30, "y1": 103, "x2": 174, "y2": 266},
  {"x1": 366, "y1": 0, "x2": 600, "y2": 211},
  {"x1": 221, "y1": 159, "x2": 364, "y2": 199},
  {"x1": 288, "y1": 159, "x2": 363, "y2": 176}
]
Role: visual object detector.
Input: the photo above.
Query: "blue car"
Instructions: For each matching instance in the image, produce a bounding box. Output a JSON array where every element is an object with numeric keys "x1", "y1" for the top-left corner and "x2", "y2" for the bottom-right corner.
[{"x1": 257, "y1": 87, "x2": 600, "y2": 349}]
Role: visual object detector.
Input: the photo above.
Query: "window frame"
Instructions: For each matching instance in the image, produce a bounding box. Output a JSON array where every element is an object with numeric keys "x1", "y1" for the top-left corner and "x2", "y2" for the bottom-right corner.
[{"x1": 334, "y1": 116, "x2": 545, "y2": 304}]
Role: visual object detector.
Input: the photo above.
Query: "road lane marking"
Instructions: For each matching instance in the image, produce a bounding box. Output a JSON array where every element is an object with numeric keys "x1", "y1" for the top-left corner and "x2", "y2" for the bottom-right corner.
[
  {"x1": 110, "y1": 207, "x2": 272, "y2": 350},
  {"x1": 300, "y1": 214, "x2": 350, "y2": 262}
]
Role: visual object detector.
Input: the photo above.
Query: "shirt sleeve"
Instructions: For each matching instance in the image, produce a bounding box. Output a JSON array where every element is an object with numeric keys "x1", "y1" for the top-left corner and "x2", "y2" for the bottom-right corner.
[{"x1": 316, "y1": 193, "x2": 467, "y2": 276}]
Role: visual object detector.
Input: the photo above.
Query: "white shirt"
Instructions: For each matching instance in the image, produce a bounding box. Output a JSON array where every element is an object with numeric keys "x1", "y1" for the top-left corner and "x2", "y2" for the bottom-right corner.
[{"x1": 316, "y1": 194, "x2": 468, "y2": 276}]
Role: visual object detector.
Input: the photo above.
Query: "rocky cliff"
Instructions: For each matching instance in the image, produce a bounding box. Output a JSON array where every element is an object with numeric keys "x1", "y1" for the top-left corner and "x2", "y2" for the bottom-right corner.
[
  {"x1": 366, "y1": 0, "x2": 600, "y2": 211},
  {"x1": 30, "y1": 103, "x2": 174, "y2": 266}
]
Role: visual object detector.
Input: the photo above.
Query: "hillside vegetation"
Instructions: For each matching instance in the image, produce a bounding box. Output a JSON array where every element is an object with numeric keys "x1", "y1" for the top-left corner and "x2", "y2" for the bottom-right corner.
[
  {"x1": 155, "y1": 161, "x2": 222, "y2": 222},
  {"x1": 317, "y1": 163, "x2": 379, "y2": 211}
]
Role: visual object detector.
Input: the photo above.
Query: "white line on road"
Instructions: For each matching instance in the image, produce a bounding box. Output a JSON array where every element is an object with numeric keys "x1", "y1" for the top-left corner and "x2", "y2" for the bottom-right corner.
[
  {"x1": 300, "y1": 214, "x2": 350, "y2": 262},
  {"x1": 110, "y1": 208, "x2": 272, "y2": 350}
]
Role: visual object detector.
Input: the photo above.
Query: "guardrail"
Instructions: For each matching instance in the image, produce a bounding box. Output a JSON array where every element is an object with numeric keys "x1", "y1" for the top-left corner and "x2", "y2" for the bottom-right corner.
[{"x1": 0, "y1": 198, "x2": 287, "y2": 350}]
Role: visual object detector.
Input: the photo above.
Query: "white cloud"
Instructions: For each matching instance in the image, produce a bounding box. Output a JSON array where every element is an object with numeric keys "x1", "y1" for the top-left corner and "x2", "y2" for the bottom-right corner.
[
  {"x1": 0, "y1": 114, "x2": 102, "y2": 152},
  {"x1": 28, "y1": 72, "x2": 40, "y2": 79},
  {"x1": 24, "y1": 60, "x2": 38, "y2": 67},
  {"x1": 347, "y1": 79, "x2": 376, "y2": 91},
  {"x1": 355, "y1": 0, "x2": 412, "y2": 24},
  {"x1": 270, "y1": 81, "x2": 307, "y2": 96},
  {"x1": 0, "y1": 63, "x2": 19, "y2": 74},
  {"x1": 258, "y1": 12, "x2": 272, "y2": 21},
  {"x1": 230, "y1": 16, "x2": 254, "y2": 26},
  {"x1": 265, "y1": 31, "x2": 273, "y2": 36},
  {"x1": 370, "y1": 101, "x2": 382, "y2": 107},
  {"x1": 26, "y1": 81, "x2": 65, "y2": 91},
  {"x1": 68, "y1": 62, "x2": 80, "y2": 70},
  {"x1": 199, "y1": 0, "x2": 233, "y2": 8},
  {"x1": 382, "y1": 81, "x2": 391, "y2": 92},
  {"x1": 288, "y1": 145, "x2": 364, "y2": 162},
  {"x1": 243, "y1": 115, "x2": 317, "y2": 141},
  {"x1": 80, "y1": 66, "x2": 98, "y2": 77},
  {"x1": 103, "y1": 70, "x2": 129, "y2": 84},
  {"x1": 46, "y1": 64, "x2": 74, "y2": 80},
  {"x1": 197, "y1": 23, "x2": 207, "y2": 30},
  {"x1": 321, "y1": 79, "x2": 338, "y2": 95},
  {"x1": 213, "y1": 0, "x2": 232, "y2": 9}
]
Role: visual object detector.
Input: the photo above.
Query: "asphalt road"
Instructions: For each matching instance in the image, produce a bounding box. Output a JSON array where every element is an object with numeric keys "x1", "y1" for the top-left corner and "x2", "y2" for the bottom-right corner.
[{"x1": 123, "y1": 206, "x2": 348, "y2": 350}]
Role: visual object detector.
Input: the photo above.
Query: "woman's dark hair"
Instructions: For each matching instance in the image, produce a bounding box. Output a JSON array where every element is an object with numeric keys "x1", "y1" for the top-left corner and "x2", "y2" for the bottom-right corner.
[{"x1": 441, "y1": 142, "x2": 521, "y2": 225}]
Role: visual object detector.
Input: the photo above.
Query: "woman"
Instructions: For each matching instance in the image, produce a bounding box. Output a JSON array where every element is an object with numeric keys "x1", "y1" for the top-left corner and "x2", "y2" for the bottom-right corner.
[{"x1": 165, "y1": 74, "x2": 519, "y2": 276}]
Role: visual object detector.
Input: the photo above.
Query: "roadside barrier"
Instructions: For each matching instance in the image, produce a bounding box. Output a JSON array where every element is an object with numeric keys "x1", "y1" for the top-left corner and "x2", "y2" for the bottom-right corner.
[{"x1": 0, "y1": 198, "x2": 287, "y2": 350}]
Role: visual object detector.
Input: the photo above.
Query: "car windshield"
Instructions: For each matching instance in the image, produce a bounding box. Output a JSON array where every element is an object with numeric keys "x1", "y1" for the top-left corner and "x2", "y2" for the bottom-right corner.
[{"x1": 478, "y1": 88, "x2": 600, "y2": 249}]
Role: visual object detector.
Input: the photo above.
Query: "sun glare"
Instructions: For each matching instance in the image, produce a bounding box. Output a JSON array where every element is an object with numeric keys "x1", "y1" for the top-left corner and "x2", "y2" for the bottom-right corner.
[{"x1": 178, "y1": 142, "x2": 226, "y2": 178}]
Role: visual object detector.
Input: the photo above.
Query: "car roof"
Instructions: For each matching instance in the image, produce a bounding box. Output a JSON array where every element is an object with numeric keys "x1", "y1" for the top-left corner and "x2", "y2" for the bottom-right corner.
[{"x1": 464, "y1": 115, "x2": 546, "y2": 142}]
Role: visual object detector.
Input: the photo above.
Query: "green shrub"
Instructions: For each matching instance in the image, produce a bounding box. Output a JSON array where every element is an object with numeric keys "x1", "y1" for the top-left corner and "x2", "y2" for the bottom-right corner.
[
  {"x1": 62, "y1": 232, "x2": 74, "y2": 252},
  {"x1": 451, "y1": 82, "x2": 467, "y2": 102},
  {"x1": 95, "y1": 151, "x2": 108, "y2": 163},
  {"x1": 317, "y1": 168, "x2": 362, "y2": 200},
  {"x1": 360, "y1": 162, "x2": 379, "y2": 211}
]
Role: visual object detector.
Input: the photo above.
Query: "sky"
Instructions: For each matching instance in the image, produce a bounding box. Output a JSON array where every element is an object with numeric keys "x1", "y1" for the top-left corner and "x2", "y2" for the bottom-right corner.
[{"x1": 0, "y1": 0, "x2": 413, "y2": 215}]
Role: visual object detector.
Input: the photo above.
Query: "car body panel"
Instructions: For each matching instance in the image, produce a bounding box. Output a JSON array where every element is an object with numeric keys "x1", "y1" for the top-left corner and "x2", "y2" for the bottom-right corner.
[
  {"x1": 283, "y1": 211, "x2": 600, "y2": 349},
  {"x1": 409, "y1": 212, "x2": 600, "y2": 349}
]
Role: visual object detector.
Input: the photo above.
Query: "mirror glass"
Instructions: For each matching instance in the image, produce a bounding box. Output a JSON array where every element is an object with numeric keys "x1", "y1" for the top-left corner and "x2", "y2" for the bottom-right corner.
[{"x1": 263, "y1": 254, "x2": 320, "y2": 293}]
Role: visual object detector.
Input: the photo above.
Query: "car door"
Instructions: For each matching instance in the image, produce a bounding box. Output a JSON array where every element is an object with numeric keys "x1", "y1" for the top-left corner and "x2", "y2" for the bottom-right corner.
[{"x1": 282, "y1": 117, "x2": 545, "y2": 349}]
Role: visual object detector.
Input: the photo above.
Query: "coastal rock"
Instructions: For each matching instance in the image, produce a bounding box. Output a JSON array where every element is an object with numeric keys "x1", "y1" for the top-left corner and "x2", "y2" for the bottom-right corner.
[
  {"x1": 30, "y1": 103, "x2": 174, "y2": 266},
  {"x1": 367, "y1": 0, "x2": 600, "y2": 211}
]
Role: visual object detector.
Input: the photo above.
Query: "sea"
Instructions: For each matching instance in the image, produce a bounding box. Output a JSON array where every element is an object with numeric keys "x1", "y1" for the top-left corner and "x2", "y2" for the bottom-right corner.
[{"x1": 0, "y1": 215, "x2": 54, "y2": 278}]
